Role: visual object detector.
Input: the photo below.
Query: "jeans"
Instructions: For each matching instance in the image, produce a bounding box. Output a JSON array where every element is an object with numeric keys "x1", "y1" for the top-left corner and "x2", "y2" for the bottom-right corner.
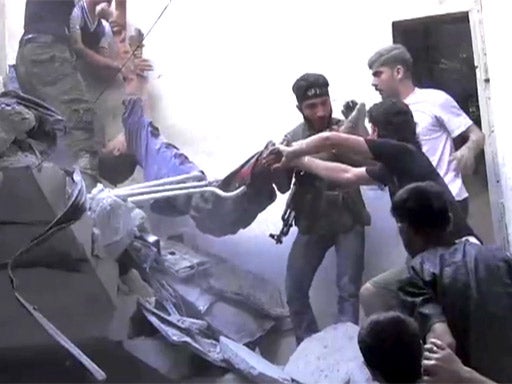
[{"x1": 285, "y1": 225, "x2": 365, "y2": 344}]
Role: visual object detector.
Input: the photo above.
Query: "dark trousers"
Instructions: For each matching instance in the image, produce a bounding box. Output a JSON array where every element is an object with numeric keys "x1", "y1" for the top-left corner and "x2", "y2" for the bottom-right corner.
[
  {"x1": 15, "y1": 35, "x2": 99, "y2": 190},
  {"x1": 285, "y1": 225, "x2": 365, "y2": 345}
]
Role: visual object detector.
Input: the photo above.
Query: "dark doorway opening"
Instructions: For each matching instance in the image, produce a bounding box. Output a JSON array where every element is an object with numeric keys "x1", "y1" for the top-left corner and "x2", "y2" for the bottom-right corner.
[{"x1": 392, "y1": 12, "x2": 494, "y2": 243}]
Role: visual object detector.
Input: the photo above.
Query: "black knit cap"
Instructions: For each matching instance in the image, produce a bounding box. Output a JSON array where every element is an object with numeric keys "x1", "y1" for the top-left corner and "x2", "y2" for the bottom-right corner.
[{"x1": 292, "y1": 73, "x2": 330, "y2": 105}]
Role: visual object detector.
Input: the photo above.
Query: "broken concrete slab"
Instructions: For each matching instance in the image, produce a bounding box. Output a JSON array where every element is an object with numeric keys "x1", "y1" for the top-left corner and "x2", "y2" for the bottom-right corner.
[
  {"x1": 0, "y1": 101, "x2": 36, "y2": 154},
  {"x1": 123, "y1": 335, "x2": 196, "y2": 381},
  {"x1": 284, "y1": 322, "x2": 376, "y2": 384},
  {"x1": 219, "y1": 336, "x2": 292, "y2": 384}
]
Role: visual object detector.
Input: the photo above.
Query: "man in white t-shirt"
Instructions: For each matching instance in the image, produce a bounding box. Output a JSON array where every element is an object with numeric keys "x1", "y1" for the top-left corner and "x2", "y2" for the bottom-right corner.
[{"x1": 367, "y1": 44, "x2": 485, "y2": 219}]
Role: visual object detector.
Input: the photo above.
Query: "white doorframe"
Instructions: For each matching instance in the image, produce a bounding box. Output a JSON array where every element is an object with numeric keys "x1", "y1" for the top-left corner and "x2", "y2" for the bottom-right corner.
[{"x1": 468, "y1": 3, "x2": 509, "y2": 249}]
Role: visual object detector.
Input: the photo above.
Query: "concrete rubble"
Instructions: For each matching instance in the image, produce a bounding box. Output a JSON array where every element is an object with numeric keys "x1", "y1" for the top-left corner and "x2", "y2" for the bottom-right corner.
[
  {"x1": 0, "y1": 100, "x2": 35, "y2": 154},
  {"x1": 285, "y1": 322, "x2": 376, "y2": 384},
  {"x1": 220, "y1": 336, "x2": 292, "y2": 384}
]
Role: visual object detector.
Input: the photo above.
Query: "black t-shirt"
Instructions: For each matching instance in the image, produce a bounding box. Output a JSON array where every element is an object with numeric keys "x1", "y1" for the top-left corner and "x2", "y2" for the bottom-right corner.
[{"x1": 364, "y1": 138, "x2": 477, "y2": 241}]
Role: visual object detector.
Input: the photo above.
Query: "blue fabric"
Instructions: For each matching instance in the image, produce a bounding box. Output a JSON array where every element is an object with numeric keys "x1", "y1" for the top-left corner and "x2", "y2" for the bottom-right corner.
[{"x1": 122, "y1": 97, "x2": 203, "y2": 181}]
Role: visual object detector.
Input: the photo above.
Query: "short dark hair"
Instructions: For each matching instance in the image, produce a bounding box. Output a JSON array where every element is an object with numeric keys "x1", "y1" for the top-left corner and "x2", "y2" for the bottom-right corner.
[
  {"x1": 358, "y1": 311, "x2": 423, "y2": 383},
  {"x1": 391, "y1": 181, "x2": 451, "y2": 234},
  {"x1": 98, "y1": 153, "x2": 138, "y2": 186},
  {"x1": 368, "y1": 44, "x2": 413, "y2": 75},
  {"x1": 368, "y1": 99, "x2": 421, "y2": 149}
]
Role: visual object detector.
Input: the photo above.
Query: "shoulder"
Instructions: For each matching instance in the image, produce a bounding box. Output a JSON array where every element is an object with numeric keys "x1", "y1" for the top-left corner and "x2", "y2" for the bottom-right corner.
[
  {"x1": 283, "y1": 122, "x2": 307, "y2": 144},
  {"x1": 413, "y1": 88, "x2": 450, "y2": 102},
  {"x1": 419, "y1": 88, "x2": 461, "y2": 108}
]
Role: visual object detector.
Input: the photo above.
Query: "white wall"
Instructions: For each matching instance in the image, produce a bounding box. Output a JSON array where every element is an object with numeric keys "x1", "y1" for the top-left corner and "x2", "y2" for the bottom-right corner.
[
  {"x1": 479, "y1": 1, "x2": 512, "y2": 248},
  {"x1": 124, "y1": 0, "x2": 476, "y2": 327},
  {"x1": 6, "y1": 0, "x2": 499, "y2": 361}
]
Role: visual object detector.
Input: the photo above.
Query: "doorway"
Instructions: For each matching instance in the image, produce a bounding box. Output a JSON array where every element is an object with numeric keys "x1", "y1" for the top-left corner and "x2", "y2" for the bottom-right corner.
[{"x1": 392, "y1": 12, "x2": 495, "y2": 244}]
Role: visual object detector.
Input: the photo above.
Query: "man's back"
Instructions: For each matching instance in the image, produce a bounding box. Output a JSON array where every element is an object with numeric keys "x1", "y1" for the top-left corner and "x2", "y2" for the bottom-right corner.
[
  {"x1": 403, "y1": 241, "x2": 512, "y2": 382},
  {"x1": 364, "y1": 138, "x2": 475, "y2": 241}
]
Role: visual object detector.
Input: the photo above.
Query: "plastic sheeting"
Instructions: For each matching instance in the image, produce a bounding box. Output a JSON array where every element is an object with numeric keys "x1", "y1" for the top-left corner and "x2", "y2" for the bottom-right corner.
[{"x1": 89, "y1": 185, "x2": 148, "y2": 260}]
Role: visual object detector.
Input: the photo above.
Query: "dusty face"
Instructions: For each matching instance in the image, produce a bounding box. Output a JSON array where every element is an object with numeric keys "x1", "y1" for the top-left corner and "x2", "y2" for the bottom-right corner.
[
  {"x1": 371, "y1": 66, "x2": 401, "y2": 99},
  {"x1": 299, "y1": 96, "x2": 332, "y2": 132}
]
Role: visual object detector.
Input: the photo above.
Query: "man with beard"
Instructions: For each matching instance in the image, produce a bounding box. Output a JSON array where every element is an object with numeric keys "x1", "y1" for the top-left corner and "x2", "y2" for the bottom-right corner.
[
  {"x1": 269, "y1": 73, "x2": 371, "y2": 345},
  {"x1": 367, "y1": 44, "x2": 485, "y2": 219},
  {"x1": 267, "y1": 99, "x2": 480, "y2": 321}
]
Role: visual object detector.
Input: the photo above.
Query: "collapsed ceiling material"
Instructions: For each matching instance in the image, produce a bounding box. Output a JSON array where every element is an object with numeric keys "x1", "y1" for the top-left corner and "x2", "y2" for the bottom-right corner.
[{"x1": 0, "y1": 108, "x2": 291, "y2": 381}]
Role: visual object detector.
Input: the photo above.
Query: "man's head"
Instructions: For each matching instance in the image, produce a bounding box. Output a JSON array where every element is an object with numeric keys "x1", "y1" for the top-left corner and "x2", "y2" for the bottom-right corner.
[
  {"x1": 367, "y1": 98, "x2": 420, "y2": 149},
  {"x1": 358, "y1": 311, "x2": 423, "y2": 383},
  {"x1": 368, "y1": 44, "x2": 413, "y2": 99},
  {"x1": 292, "y1": 73, "x2": 332, "y2": 132},
  {"x1": 391, "y1": 182, "x2": 452, "y2": 256}
]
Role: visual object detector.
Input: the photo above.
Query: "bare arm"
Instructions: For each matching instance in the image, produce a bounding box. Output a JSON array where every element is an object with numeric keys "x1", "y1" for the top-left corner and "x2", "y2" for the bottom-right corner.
[
  {"x1": 459, "y1": 367, "x2": 496, "y2": 383},
  {"x1": 70, "y1": 31, "x2": 121, "y2": 77},
  {"x1": 69, "y1": 8, "x2": 121, "y2": 79},
  {"x1": 292, "y1": 156, "x2": 375, "y2": 187},
  {"x1": 437, "y1": 92, "x2": 485, "y2": 174},
  {"x1": 423, "y1": 339, "x2": 496, "y2": 383},
  {"x1": 287, "y1": 132, "x2": 374, "y2": 162},
  {"x1": 451, "y1": 124, "x2": 485, "y2": 174}
]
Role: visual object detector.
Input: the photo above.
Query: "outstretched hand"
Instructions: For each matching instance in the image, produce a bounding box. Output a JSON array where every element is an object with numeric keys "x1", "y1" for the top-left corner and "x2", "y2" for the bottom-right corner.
[
  {"x1": 342, "y1": 100, "x2": 359, "y2": 119},
  {"x1": 262, "y1": 145, "x2": 298, "y2": 170}
]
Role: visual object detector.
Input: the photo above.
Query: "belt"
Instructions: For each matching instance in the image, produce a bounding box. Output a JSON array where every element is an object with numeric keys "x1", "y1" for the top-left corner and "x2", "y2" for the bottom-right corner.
[{"x1": 19, "y1": 34, "x2": 67, "y2": 47}]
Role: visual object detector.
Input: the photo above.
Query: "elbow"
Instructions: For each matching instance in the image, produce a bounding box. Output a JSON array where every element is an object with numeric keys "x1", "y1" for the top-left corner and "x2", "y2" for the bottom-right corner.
[{"x1": 321, "y1": 132, "x2": 342, "y2": 152}]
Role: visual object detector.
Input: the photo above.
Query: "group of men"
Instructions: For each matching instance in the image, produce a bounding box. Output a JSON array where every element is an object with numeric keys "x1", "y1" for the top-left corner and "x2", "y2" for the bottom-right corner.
[
  {"x1": 262, "y1": 45, "x2": 512, "y2": 382},
  {"x1": 13, "y1": 1, "x2": 512, "y2": 382},
  {"x1": 261, "y1": 43, "x2": 484, "y2": 344}
]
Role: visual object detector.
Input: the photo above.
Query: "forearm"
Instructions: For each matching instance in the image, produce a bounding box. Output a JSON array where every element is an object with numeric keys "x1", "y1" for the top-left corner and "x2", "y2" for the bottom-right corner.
[
  {"x1": 293, "y1": 156, "x2": 359, "y2": 187},
  {"x1": 460, "y1": 366, "x2": 496, "y2": 384},
  {"x1": 288, "y1": 132, "x2": 342, "y2": 158},
  {"x1": 74, "y1": 46, "x2": 121, "y2": 76},
  {"x1": 457, "y1": 125, "x2": 485, "y2": 154}
]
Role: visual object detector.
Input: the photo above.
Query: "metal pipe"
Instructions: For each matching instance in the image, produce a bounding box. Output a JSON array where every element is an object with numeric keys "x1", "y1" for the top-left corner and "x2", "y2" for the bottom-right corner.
[
  {"x1": 127, "y1": 186, "x2": 246, "y2": 204},
  {"x1": 113, "y1": 181, "x2": 210, "y2": 198},
  {"x1": 113, "y1": 172, "x2": 206, "y2": 193}
]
